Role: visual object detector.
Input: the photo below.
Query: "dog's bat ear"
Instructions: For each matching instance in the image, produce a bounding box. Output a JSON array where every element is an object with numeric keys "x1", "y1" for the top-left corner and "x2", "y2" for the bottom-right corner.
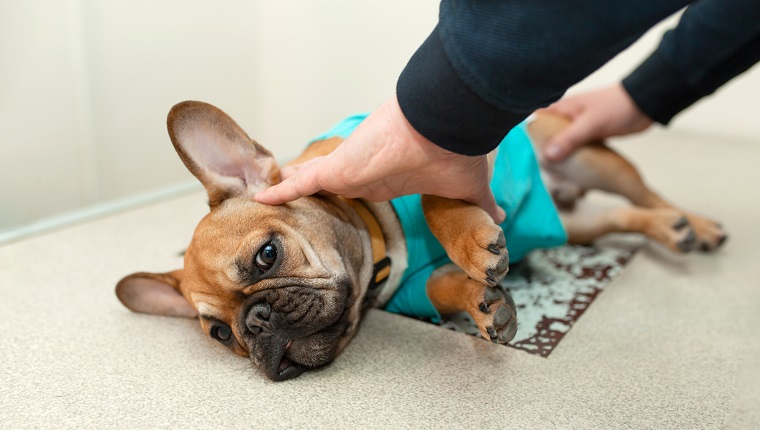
[
  {"x1": 167, "y1": 101, "x2": 280, "y2": 207},
  {"x1": 115, "y1": 270, "x2": 198, "y2": 318}
]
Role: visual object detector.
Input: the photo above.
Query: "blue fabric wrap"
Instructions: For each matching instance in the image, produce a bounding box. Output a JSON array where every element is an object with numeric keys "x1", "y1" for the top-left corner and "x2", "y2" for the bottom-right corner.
[{"x1": 310, "y1": 114, "x2": 567, "y2": 322}]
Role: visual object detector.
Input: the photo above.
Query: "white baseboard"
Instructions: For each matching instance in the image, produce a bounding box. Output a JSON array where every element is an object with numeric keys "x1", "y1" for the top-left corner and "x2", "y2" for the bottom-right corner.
[{"x1": 0, "y1": 181, "x2": 202, "y2": 246}]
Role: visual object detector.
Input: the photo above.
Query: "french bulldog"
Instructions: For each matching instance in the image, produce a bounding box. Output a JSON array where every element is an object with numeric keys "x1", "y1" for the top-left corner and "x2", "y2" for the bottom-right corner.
[{"x1": 116, "y1": 101, "x2": 726, "y2": 381}]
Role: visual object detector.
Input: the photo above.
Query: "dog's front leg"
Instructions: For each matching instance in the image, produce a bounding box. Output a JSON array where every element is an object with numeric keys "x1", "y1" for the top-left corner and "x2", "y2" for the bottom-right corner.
[{"x1": 421, "y1": 195, "x2": 509, "y2": 287}]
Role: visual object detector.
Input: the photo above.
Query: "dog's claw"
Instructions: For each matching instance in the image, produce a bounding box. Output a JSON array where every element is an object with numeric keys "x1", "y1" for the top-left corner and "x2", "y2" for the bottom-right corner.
[
  {"x1": 479, "y1": 302, "x2": 490, "y2": 313},
  {"x1": 717, "y1": 234, "x2": 728, "y2": 247},
  {"x1": 486, "y1": 326, "x2": 498, "y2": 343},
  {"x1": 677, "y1": 228, "x2": 697, "y2": 252},
  {"x1": 484, "y1": 269, "x2": 497, "y2": 286},
  {"x1": 488, "y1": 244, "x2": 501, "y2": 255},
  {"x1": 672, "y1": 216, "x2": 689, "y2": 230}
]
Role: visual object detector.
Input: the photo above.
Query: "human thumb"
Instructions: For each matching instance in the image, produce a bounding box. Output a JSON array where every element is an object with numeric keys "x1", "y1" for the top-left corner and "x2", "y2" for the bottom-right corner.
[{"x1": 465, "y1": 187, "x2": 506, "y2": 224}]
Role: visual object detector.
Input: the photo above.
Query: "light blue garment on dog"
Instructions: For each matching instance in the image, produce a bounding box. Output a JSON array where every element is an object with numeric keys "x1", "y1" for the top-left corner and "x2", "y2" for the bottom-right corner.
[{"x1": 310, "y1": 114, "x2": 567, "y2": 321}]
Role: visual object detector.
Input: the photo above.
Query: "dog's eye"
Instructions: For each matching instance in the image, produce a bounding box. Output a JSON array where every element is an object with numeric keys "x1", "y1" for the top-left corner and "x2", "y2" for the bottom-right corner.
[
  {"x1": 255, "y1": 242, "x2": 278, "y2": 271},
  {"x1": 211, "y1": 324, "x2": 232, "y2": 342}
]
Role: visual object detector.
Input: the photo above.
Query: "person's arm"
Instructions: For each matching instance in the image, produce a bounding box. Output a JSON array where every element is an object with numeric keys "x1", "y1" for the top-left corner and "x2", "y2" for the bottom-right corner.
[
  {"x1": 623, "y1": 0, "x2": 760, "y2": 125},
  {"x1": 397, "y1": 0, "x2": 690, "y2": 155},
  {"x1": 543, "y1": 0, "x2": 760, "y2": 161},
  {"x1": 256, "y1": 0, "x2": 690, "y2": 212}
]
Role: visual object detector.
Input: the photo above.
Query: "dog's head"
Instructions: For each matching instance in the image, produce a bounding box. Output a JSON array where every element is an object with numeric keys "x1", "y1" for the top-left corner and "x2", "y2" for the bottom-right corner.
[{"x1": 116, "y1": 101, "x2": 372, "y2": 381}]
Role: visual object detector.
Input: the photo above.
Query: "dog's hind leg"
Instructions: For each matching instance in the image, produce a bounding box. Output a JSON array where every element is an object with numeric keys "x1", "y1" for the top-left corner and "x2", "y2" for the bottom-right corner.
[
  {"x1": 560, "y1": 205, "x2": 698, "y2": 253},
  {"x1": 425, "y1": 264, "x2": 517, "y2": 344},
  {"x1": 528, "y1": 112, "x2": 727, "y2": 252}
]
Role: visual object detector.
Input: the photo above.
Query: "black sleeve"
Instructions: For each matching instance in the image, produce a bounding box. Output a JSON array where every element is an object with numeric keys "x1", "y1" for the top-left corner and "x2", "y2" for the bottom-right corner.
[
  {"x1": 622, "y1": 0, "x2": 760, "y2": 125},
  {"x1": 397, "y1": 0, "x2": 692, "y2": 155}
]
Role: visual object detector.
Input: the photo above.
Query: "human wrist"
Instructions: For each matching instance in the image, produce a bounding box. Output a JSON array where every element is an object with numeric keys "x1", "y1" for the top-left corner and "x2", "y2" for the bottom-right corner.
[
  {"x1": 396, "y1": 25, "x2": 528, "y2": 156},
  {"x1": 615, "y1": 83, "x2": 654, "y2": 131},
  {"x1": 622, "y1": 51, "x2": 691, "y2": 125}
]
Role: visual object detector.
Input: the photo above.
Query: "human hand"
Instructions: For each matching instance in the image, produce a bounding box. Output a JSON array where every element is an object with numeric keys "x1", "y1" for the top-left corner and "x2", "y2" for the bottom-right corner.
[
  {"x1": 540, "y1": 83, "x2": 654, "y2": 162},
  {"x1": 254, "y1": 96, "x2": 506, "y2": 223}
]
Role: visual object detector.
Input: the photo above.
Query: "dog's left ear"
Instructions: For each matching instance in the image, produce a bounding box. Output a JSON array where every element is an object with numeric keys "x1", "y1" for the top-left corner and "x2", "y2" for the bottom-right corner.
[
  {"x1": 115, "y1": 270, "x2": 198, "y2": 318},
  {"x1": 167, "y1": 101, "x2": 280, "y2": 206}
]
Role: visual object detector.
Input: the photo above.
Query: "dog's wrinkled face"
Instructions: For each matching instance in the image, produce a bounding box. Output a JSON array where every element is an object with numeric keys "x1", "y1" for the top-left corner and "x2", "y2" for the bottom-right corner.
[
  {"x1": 116, "y1": 101, "x2": 370, "y2": 380},
  {"x1": 185, "y1": 196, "x2": 365, "y2": 380}
]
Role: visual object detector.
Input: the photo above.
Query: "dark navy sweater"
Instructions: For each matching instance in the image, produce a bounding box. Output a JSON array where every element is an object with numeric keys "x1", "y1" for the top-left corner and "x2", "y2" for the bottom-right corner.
[{"x1": 397, "y1": 0, "x2": 760, "y2": 156}]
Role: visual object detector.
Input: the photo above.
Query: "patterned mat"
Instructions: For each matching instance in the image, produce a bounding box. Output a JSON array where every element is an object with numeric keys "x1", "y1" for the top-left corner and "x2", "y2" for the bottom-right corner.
[{"x1": 432, "y1": 238, "x2": 641, "y2": 357}]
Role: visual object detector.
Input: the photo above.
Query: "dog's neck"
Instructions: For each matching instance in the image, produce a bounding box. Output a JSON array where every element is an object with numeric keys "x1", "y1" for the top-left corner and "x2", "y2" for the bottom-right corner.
[
  {"x1": 332, "y1": 197, "x2": 408, "y2": 353},
  {"x1": 340, "y1": 198, "x2": 392, "y2": 290},
  {"x1": 354, "y1": 200, "x2": 408, "y2": 304}
]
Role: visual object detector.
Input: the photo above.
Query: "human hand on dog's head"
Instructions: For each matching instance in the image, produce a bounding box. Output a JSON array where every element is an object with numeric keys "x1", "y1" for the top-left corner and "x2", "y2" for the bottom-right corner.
[{"x1": 254, "y1": 97, "x2": 506, "y2": 224}]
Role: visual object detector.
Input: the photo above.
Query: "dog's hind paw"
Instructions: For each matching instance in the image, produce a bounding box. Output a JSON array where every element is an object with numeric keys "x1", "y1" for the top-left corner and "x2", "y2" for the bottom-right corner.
[
  {"x1": 685, "y1": 214, "x2": 728, "y2": 253},
  {"x1": 641, "y1": 209, "x2": 698, "y2": 253}
]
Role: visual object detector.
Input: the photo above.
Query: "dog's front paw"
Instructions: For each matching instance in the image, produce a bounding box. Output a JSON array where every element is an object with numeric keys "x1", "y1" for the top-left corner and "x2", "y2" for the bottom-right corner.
[
  {"x1": 460, "y1": 224, "x2": 510, "y2": 287},
  {"x1": 421, "y1": 195, "x2": 510, "y2": 287},
  {"x1": 470, "y1": 285, "x2": 517, "y2": 344}
]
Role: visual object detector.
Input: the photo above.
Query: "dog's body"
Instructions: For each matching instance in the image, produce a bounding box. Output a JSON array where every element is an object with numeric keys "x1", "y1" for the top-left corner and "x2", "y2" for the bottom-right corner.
[
  {"x1": 116, "y1": 101, "x2": 726, "y2": 381},
  {"x1": 308, "y1": 114, "x2": 565, "y2": 323}
]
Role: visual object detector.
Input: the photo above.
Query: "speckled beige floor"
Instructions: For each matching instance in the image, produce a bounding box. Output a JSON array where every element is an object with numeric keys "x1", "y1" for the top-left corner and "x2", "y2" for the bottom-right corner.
[{"x1": 1, "y1": 130, "x2": 758, "y2": 429}]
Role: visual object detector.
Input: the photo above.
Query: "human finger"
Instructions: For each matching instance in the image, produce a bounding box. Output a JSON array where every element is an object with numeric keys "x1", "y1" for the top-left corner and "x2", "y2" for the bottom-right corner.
[
  {"x1": 278, "y1": 157, "x2": 321, "y2": 181},
  {"x1": 539, "y1": 98, "x2": 583, "y2": 120},
  {"x1": 543, "y1": 116, "x2": 596, "y2": 162},
  {"x1": 255, "y1": 162, "x2": 325, "y2": 205},
  {"x1": 463, "y1": 186, "x2": 506, "y2": 224}
]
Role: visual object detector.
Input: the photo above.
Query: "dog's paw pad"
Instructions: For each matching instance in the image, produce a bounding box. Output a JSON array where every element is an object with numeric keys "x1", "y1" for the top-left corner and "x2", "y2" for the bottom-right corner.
[{"x1": 473, "y1": 287, "x2": 517, "y2": 344}]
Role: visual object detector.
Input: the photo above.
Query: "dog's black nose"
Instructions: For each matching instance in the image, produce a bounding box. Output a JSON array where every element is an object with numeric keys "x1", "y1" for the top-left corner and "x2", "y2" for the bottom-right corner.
[
  {"x1": 246, "y1": 302, "x2": 272, "y2": 334},
  {"x1": 251, "y1": 302, "x2": 271, "y2": 320}
]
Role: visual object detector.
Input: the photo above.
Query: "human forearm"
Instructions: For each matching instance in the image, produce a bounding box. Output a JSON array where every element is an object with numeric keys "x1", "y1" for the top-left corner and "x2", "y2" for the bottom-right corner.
[
  {"x1": 623, "y1": 0, "x2": 760, "y2": 125},
  {"x1": 397, "y1": 0, "x2": 690, "y2": 155}
]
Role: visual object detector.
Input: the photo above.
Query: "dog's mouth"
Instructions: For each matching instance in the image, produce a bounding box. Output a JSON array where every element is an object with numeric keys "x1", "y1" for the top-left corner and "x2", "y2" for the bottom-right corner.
[
  {"x1": 248, "y1": 334, "x2": 306, "y2": 381},
  {"x1": 255, "y1": 331, "x2": 349, "y2": 381},
  {"x1": 273, "y1": 339, "x2": 306, "y2": 381},
  {"x1": 242, "y1": 282, "x2": 354, "y2": 381},
  {"x1": 246, "y1": 312, "x2": 348, "y2": 381}
]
